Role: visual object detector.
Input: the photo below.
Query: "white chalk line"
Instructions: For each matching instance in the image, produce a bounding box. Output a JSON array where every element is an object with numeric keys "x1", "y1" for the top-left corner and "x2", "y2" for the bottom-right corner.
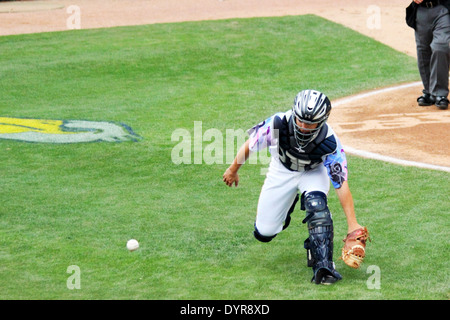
[{"x1": 331, "y1": 80, "x2": 450, "y2": 173}]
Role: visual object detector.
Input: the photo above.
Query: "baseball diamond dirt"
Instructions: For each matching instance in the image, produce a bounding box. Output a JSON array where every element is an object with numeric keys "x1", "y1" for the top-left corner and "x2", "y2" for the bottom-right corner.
[{"x1": 0, "y1": 0, "x2": 449, "y2": 170}]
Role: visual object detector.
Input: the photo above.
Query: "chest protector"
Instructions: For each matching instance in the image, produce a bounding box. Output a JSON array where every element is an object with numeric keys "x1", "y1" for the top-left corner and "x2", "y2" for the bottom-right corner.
[{"x1": 273, "y1": 114, "x2": 337, "y2": 171}]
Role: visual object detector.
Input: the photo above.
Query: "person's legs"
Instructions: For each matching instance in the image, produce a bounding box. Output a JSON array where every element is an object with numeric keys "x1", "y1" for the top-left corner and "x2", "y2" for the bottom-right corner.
[
  {"x1": 430, "y1": 6, "x2": 450, "y2": 109},
  {"x1": 415, "y1": 6, "x2": 435, "y2": 105}
]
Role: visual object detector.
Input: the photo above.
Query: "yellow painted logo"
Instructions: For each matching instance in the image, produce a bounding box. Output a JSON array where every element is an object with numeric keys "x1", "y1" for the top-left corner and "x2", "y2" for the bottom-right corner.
[{"x1": 0, "y1": 117, "x2": 140, "y2": 143}]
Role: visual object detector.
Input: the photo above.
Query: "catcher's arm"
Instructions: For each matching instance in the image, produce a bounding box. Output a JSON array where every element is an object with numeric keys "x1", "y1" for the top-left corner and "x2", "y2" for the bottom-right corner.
[
  {"x1": 223, "y1": 139, "x2": 250, "y2": 187},
  {"x1": 334, "y1": 181, "x2": 362, "y2": 233},
  {"x1": 335, "y1": 181, "x2": 370, "y2": 268}
]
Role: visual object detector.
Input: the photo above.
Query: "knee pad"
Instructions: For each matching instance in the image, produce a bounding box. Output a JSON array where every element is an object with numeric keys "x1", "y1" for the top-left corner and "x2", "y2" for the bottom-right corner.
[
  {"x1": 301, "y1": 191, "x2": 333, "y2": 228},
  {"x1": 253, "y1": 224, "x2": 277, "y2": 243}
]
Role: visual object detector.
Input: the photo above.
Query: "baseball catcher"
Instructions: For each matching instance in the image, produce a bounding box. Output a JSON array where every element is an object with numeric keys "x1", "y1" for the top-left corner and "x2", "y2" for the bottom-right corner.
[{"x1": 223, "y1": 89, "x2": 370, "y2": 285}]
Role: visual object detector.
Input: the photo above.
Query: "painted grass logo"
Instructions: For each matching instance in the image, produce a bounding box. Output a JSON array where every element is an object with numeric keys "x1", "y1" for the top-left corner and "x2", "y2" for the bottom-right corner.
[{"x1": 0, "y1": 117, "x2": 141, "y2": 143}]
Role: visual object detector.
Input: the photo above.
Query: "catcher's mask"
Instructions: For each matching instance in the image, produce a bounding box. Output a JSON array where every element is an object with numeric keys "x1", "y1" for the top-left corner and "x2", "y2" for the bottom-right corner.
[{"x1": 292, "y1": 89, "x2": 332, "y2": 147}]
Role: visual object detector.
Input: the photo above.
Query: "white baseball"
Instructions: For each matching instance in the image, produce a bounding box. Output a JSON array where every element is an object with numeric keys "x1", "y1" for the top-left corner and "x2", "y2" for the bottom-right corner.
[{"x1": 127, "y1": 239, "x2": 139, "y2": 251}]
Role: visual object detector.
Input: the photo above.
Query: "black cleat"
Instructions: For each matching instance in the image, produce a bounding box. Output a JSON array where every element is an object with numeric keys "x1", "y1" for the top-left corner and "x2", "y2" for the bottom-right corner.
[
  {"x1": 320, "y1": 275, "x2": 340, "y2": 285},
  {"x1": 312, "y1": 266, "x2": 342, "y2": 285}
]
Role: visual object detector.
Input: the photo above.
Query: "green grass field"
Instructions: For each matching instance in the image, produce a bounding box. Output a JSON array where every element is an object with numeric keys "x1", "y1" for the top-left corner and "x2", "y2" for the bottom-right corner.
[{"x1": 0, "y1": 15, "x2": 448, "y2": 300}]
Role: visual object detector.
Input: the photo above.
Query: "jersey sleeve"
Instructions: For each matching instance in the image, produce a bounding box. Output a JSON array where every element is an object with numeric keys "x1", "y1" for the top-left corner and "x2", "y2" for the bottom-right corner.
[
  {"x1": 323, "y1": 137, "x2": 348, "y2": 189},
  {"x1": 247, "y1": 113, "x2": 282, "y2": 153}
]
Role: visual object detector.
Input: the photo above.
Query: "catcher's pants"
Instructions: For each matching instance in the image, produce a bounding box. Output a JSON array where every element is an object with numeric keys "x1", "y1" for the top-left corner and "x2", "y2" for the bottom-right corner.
[{"x1": 255, "y1": 157, "x2": 330, "y2": 237}]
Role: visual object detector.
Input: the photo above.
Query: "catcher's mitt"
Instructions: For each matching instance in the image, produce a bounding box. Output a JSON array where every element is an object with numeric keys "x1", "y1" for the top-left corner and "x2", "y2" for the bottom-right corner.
[{"x1": 341, "y1": 227, "x2": 370, "y2": 269}]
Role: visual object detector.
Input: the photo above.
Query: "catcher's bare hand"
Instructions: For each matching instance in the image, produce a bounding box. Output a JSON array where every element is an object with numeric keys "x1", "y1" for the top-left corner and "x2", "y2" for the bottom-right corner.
[
  {"x1": 223, "y1": 168, "x2": 239, "y2": 187},
  {"x1": 341, "y1": 226, "x2": 370, "y2": 269}
]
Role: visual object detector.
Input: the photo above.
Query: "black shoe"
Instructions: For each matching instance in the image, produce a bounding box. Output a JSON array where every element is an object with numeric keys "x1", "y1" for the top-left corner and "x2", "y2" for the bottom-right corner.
[
  {"x1": 417, "y1": 93, "x2": 435, "y2": 106},
  {"x1": 435, "y1": 97, "x2": 449, "y2": 110},
  {"x1": 320, "y1": 274, "x2": 340, "y2": 285},
  {"x1": 312, "y1": 267, "x2": 342, "y2": 285}
]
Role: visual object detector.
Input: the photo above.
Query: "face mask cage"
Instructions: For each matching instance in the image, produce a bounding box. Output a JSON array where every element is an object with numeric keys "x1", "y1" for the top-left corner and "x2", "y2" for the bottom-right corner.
[{"x1": 292, "y1": 114, "x2": 325, "y2": 147}]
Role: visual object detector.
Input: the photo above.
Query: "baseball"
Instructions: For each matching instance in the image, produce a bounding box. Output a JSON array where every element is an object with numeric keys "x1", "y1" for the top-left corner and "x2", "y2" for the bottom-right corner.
[{"x1": 127, "y1": 239, "x2": 139, "y2": 251}]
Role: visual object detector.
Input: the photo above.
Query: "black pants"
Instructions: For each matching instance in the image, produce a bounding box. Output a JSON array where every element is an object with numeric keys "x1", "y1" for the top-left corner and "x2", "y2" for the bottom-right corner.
[{"x1": 415, "y1": 5, "x2": 450, "y2": 97}]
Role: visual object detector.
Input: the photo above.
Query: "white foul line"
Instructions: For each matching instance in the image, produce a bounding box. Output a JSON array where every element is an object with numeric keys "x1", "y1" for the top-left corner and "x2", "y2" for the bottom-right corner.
[
  {"x1": 332, "y1": 81, "x2": 450, "y2": 173},
  {"x1": 343, "y1": 146, "x2": 450, "y2": 172}
]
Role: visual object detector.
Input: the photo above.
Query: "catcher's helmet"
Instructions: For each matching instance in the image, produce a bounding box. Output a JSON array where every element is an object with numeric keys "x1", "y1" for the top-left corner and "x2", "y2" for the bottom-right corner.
[{"x1": 292, "y1": 89, "x2": 332, "y2": 147}]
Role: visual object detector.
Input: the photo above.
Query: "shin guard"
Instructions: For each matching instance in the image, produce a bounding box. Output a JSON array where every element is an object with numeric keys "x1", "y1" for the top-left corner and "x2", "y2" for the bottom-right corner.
[{"x1": 302, "y1": 191, "x2": 342, "y2": 284}]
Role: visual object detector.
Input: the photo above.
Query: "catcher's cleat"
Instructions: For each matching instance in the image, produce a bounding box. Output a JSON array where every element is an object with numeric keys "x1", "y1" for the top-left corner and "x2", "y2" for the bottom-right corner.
[
  {"x1": 319, "y1": 274, "x2": 340, "y2": 285},
  {"x1": 341, "y1": 227, "x2": 370, "y2": 269},
  {"x1": 320, "y1": 276, "x2": 339, "y2": 285},
  {"x1": 311, "y1": 263, "x2": 342, "y2": 285}
]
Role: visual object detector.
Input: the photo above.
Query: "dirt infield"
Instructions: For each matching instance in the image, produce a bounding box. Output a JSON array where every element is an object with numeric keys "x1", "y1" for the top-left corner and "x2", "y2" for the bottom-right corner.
[{"x1": 1, "y1": 0, "x2": 449, "y2": 169}]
